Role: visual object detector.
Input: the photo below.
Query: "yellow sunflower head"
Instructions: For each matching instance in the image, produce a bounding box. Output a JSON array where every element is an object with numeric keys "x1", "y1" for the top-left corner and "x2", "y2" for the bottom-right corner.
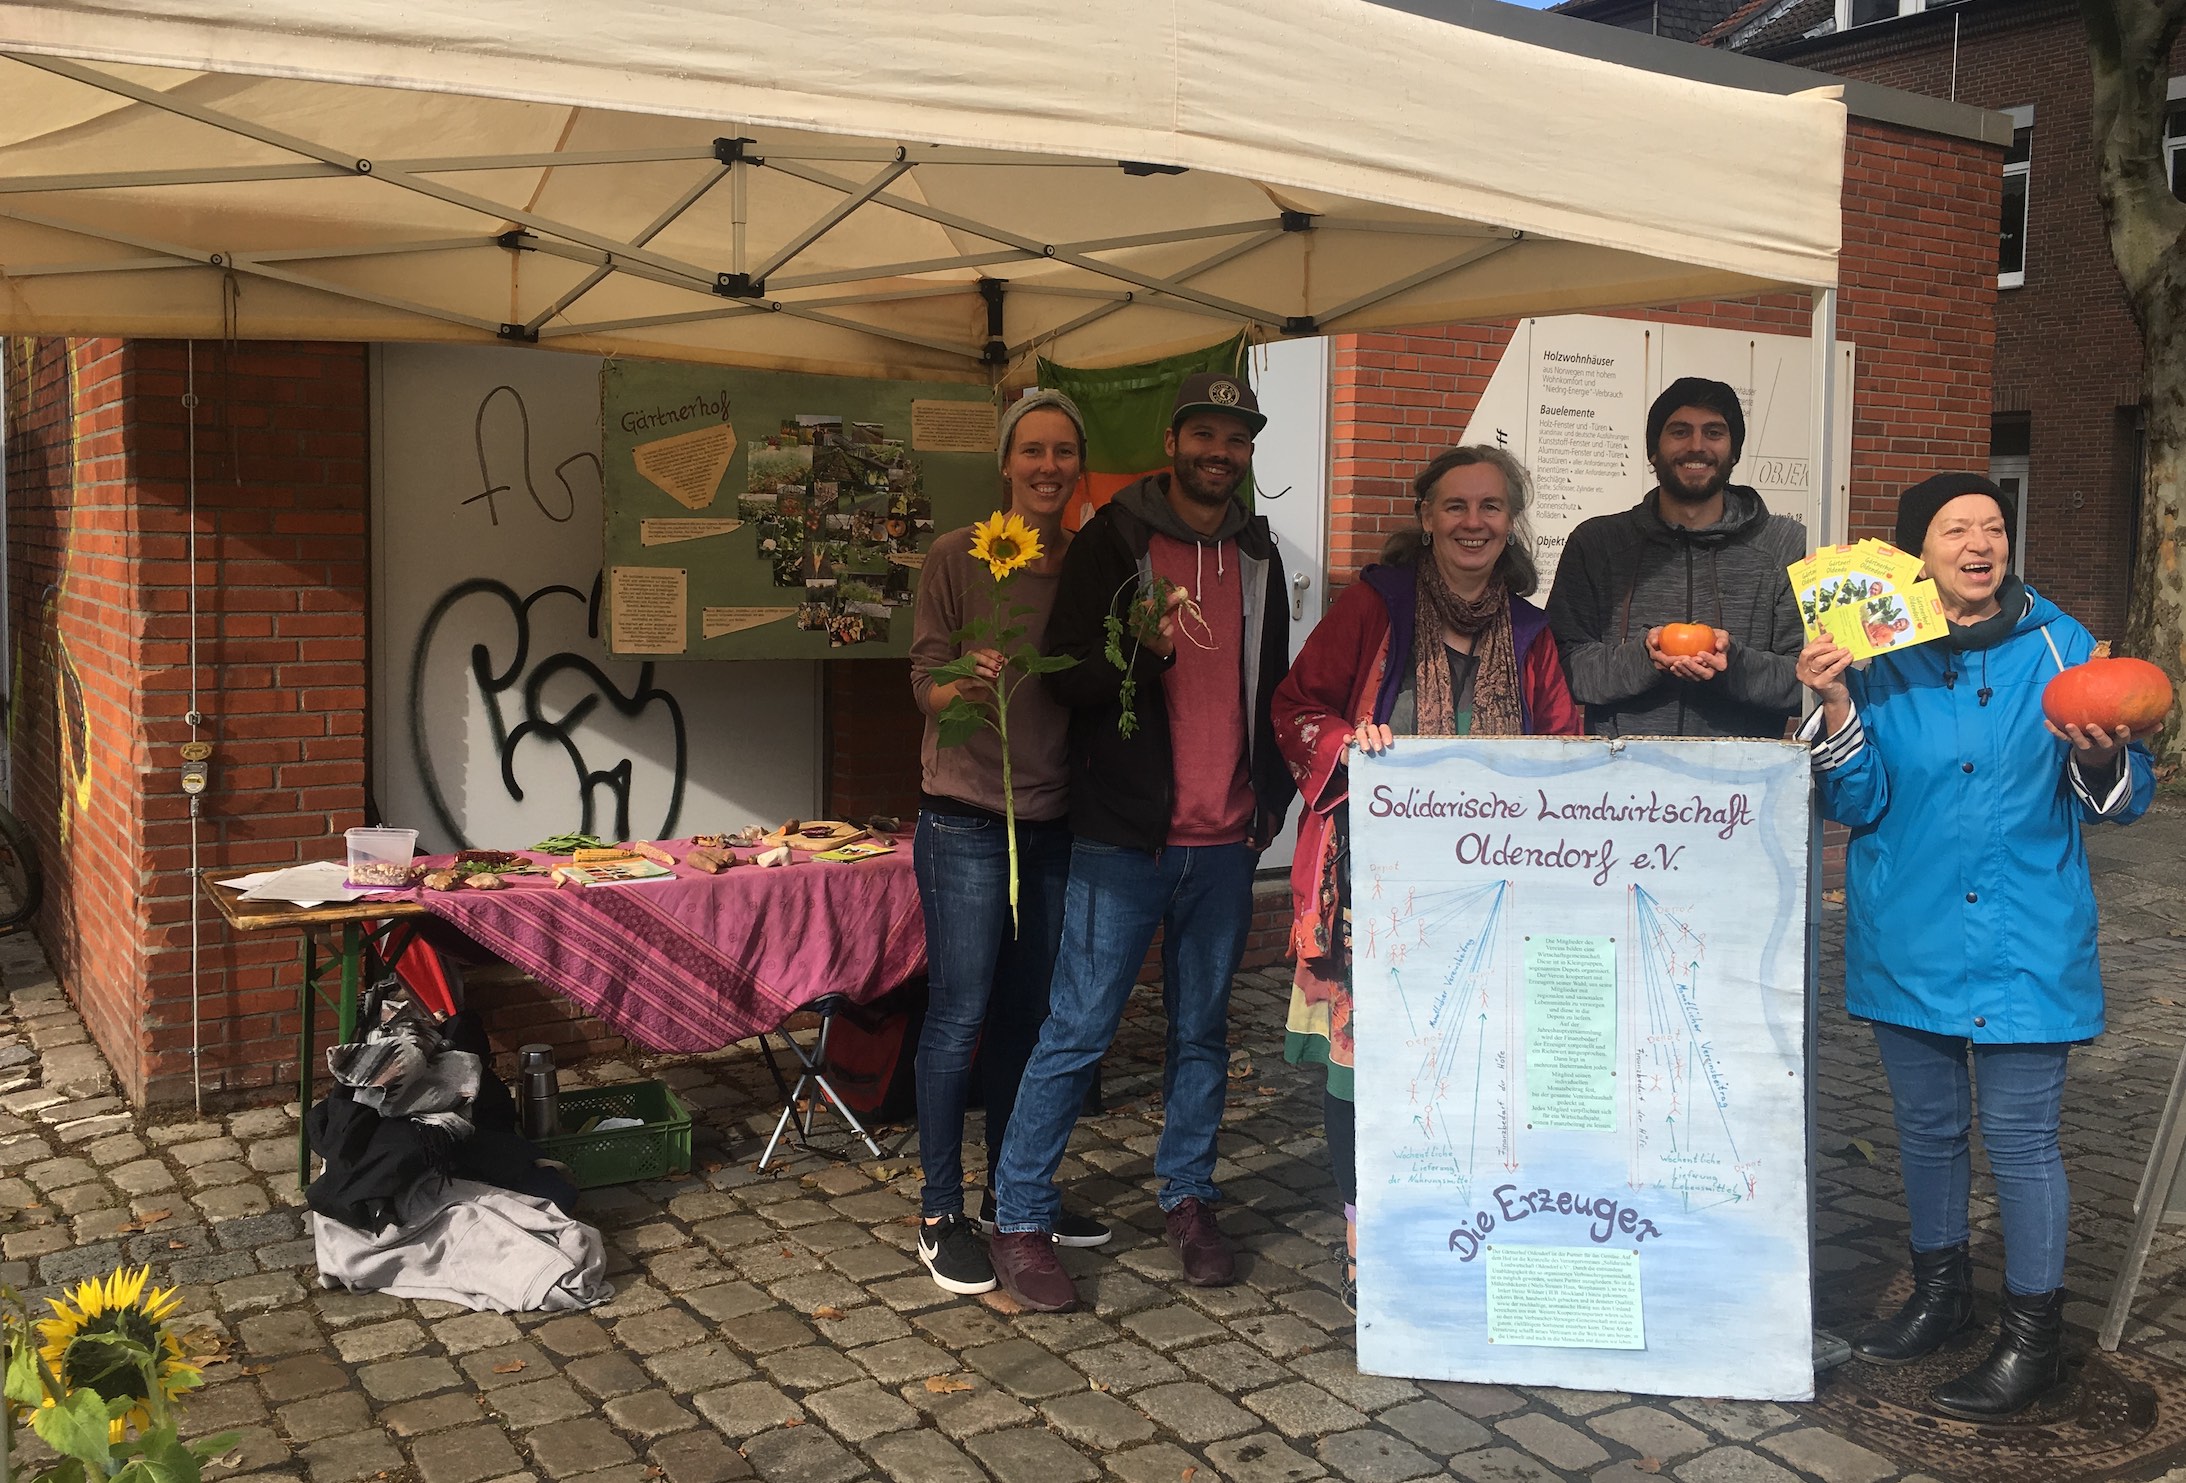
[
  {"x1": 968, "y1": 511, "x2": 1042, "y2": 581},
  {"x1": 36, "y1": 1265, "x2": 199, "y2": 1441}
]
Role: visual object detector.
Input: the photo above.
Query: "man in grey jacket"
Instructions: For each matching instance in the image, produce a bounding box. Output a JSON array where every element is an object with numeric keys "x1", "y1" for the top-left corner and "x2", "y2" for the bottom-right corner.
[{"x1": 1545, "y1": 376, "x2": 1805, "y2": 739}]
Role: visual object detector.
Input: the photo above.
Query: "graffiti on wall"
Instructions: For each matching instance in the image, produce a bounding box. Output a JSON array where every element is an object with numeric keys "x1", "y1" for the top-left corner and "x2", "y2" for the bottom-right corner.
[
  {"x1": 406, "y1": 569, "x2": 688, "y2": 849},
  {"x1": 374, "y1": 345, "x2": 817, "y2": 855}
]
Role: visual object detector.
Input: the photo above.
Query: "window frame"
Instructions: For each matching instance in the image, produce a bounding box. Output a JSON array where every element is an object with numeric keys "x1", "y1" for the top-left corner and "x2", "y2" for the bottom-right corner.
[
  {"x1": 1834, "y1": 0, "x2": 1929, "y2": 31},
  {"x1": 2165, "y1": 78, "x2": 2186, "y2": 200},
  {"x1": 1998, "y1": 105, "x2": 2033, "y2": 291},
  {"x1": 1988, "y1": 453, "x2": 2029, "y2": 577}
]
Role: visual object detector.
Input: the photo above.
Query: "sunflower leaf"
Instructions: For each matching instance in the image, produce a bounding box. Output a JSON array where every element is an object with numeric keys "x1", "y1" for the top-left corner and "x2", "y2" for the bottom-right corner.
[
  {"x1": 1015, "y1": 654, "x2": 1078, "y2": 675},
  {"x1": 926, "y1": 655, "x2": 985, "y2": 683},
  {"x1": 32, "y1": 1386, "x2": 118, "y2": 1468},
  {"x1": 6, "y1": 1321, "x2": 45, "y2": 1407}
]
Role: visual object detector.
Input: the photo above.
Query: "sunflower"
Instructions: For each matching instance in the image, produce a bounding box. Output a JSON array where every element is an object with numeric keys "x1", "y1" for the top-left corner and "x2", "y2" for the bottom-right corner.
[
  {"x1": 36, "y1": 1265, "x2": 199, "y2": 1440},
  {"x1": 967, "y1": 511, "x2": 1042, "y2": 581}
]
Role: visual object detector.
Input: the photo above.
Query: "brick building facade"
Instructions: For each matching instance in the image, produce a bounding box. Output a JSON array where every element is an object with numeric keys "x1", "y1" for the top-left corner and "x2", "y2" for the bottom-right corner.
[
  {"x1": 3, "y1": 86, "x2": 2000, "y2": 1107},
  {"x1": 1561, "y1": 0, "x2": 2162, "y2": 643}
]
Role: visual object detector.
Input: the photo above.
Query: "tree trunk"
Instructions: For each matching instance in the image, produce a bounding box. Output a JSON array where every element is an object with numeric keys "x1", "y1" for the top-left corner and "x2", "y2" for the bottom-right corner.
[{"x1": 2084, "y1": 0, "x2": 2186, "y2": 768}]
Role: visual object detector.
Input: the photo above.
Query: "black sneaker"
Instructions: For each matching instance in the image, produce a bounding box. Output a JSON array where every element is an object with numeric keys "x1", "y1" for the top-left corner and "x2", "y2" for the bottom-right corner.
[
  {"x1": 972, "y1": 1189, "x2": 1112, "y2": 1249},
  {"x1": 918, "y1": 1214, "x2": 997, "y2": 1295}
]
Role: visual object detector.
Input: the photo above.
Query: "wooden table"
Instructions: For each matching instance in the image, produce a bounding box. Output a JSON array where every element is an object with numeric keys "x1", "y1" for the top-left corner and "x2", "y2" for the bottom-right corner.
[{"x1": 198, "y1": 873, "x2": 429, "y2": 1183}]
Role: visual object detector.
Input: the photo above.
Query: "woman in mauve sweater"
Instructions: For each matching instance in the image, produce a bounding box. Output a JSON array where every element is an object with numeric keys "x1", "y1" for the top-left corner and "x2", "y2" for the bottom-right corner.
[{"x1": 905, "y1": 389, "x2": 1112, "y2": 1298}]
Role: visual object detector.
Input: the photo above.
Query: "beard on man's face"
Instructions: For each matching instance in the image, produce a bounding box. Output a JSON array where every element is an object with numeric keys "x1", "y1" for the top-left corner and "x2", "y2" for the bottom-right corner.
[
  {"x1": 1652, "y1": 450, "x2": 1731, "y2": 505},
  {"x1": 1173, "y1": 451, "x2": 1245, "y2": 506}
]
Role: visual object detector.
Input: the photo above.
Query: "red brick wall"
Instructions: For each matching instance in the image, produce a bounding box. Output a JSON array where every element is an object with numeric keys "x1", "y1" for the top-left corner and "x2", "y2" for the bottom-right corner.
[
  {"x1": 1325, "y1": 119, "x2": 1998, "y2": 589},
  {"x1": 1745, "y1": 0, "x2": 2153, "y2": 639},
  {"x1": 4, "y1": 339, "x2": 374, "y2": 1105}
]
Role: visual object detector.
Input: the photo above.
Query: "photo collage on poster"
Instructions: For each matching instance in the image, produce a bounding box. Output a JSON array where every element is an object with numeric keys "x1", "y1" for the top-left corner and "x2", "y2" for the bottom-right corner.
[{"x1": 740, "y1": 414, "x2": 933, "y2": 646}]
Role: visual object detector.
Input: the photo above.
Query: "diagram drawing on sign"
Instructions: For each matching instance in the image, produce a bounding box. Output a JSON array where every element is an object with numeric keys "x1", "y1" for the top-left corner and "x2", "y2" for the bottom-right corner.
[
  {"x1": 1625, "y1": 885, "x2": 1755, "y2": 1211},
  {"x1": 1371, "y1": 865, "x2": 1522, "y2": 1205}
]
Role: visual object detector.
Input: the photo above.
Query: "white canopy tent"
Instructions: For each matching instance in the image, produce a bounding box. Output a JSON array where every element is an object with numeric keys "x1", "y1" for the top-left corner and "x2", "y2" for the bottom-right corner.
[{"x1": 0, "y1": 0, "x2": 1845, "y2": 383}]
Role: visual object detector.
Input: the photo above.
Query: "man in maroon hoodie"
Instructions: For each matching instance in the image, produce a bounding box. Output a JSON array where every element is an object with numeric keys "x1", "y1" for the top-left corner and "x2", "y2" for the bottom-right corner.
[{"x1": 986, "y1": 373, "x2": 1295, "y2": 1312}]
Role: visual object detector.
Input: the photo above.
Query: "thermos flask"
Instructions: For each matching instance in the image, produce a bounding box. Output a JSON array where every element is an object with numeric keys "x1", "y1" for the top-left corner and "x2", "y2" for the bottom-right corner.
[{"x1": 518, "y1": 1044, "x2": 560, "y2": 1139}]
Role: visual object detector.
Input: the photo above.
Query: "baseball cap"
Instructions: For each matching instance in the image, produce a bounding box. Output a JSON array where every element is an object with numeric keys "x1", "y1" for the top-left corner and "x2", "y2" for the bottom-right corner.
[{"x1": 1170, "y1": 371, "x2": 1266, "y2": 436}]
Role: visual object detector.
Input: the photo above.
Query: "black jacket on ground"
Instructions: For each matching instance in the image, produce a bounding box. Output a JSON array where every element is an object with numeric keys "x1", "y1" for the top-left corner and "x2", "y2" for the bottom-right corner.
[{"x1": 1041, "y1": 474, "x2": 1294, "y2": 852}]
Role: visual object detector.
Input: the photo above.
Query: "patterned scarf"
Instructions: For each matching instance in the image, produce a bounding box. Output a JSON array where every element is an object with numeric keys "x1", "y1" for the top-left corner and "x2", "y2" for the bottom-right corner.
[{"x1": 1413, "y1": 557, "x2": 1524, "y2": 736}]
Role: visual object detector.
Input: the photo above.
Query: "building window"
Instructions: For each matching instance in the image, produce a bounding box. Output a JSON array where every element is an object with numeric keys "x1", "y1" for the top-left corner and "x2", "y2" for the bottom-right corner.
[
  {"x1": 1836, "y1": 0, "x2": 1927, "y2": 29},
  {"x1": 2168, "y1": 103, "x2": 2186, "y2": 199},
  {"x1": 1999, "y1": 107, "x2": 2032, "y2": 289},
  {"x1": 1990, "y1": 415, "x2": 2029, "y2": 578}
]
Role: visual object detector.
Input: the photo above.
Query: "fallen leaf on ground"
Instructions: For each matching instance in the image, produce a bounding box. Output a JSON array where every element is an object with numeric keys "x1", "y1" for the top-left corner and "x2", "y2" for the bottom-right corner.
[
  {"x1": 923, "y1": 1374, "x2": 975, "y2": 1394},
  {"x1": 1832, "y1": 1139, "x2": 1875, "y2": 1165},
  {"x1": 1089, "y1": 1379, "x2": 1109, "y2": 1391},
  {"x1": 167, "y1": 1239, "x2": 187, "y2": 1250},
  {"x1": 781, "y1": 1418, "x2": 804, "y2": 1428},
  {"x1": 181, "y1": 1327, "x2": 233, "y2": 1366},
  {"x1": 1256, "y1": 1087, "x2": 1279, "y2": 1097},
  {"x1": 116, "y1": 1209, "x2": 171, "y2": 1233},
  {"x1": 812, "y1": 1306, "x2": 844, "y2": 1321},
  {"x1": 1181, "y1": 1469, "x2": 1197, "y2": 1482},
  {"x1": 780, "y1": 1246, "x2": 796, "y2": 1259},
  {"x1": 491, "y1": 1360, "x2": 526, "y2": 1374},
  {"x1": 1633, "y1": 1460, "x2": 1662, "y2": 1475}
]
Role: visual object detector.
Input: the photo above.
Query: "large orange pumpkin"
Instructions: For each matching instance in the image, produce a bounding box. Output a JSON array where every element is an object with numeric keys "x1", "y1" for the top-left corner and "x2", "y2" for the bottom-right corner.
[
  {"x1": 1657, "y1": 623, "x2": 1716, "y2": 658},
  {"x1": 2041, "y1": 657, "x2": 2174, "y2": 737}
]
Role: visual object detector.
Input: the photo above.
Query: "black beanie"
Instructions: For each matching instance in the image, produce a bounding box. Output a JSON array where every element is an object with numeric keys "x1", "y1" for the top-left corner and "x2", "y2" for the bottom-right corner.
[
  {"x1": 1646, "y1": 377, "x2": 1746, "y2": 466},
  {"x1": 1893, "y1": 472, "x2": 2014, "y2": 555}
]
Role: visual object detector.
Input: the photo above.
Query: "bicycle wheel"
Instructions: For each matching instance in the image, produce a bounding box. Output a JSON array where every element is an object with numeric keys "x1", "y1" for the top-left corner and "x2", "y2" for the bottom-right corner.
[{"x1": 0, "y1": 804, "x2": 44, "y2": 928}]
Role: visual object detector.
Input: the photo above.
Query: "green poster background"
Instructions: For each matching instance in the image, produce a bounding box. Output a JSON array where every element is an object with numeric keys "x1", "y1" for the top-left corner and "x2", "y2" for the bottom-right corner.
[{"x1": 602, "y1": 360, "x2": 998, "y2": 659}]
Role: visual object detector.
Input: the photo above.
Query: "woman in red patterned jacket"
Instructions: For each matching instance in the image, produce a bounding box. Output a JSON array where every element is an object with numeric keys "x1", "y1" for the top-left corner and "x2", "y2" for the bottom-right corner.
[{"x1": 1271, "y1": 444, "x2": 1581, "y2": 1312}]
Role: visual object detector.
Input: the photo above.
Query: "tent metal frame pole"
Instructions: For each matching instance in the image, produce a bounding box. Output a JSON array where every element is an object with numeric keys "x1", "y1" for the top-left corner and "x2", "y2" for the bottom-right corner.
[
  {"x1": 748, "y1": 160, "x2": 910, "y2": 283},
  {"x1": 539, "y1": 304, "x2": 764, "y2": 339},
  {"x1": 10, "y1": 52, "x2": 728, "y2": 292},
  {"x1": 762, "y1": 158, "x2": 1292, "y2": 327},
  {"x1": 0, "y1": 202, "x2": 506, "y2": 336},
  {"x1": 1313, "y1": 236, "x2": 1521, "y2": 330},
  {"x1": 526, "y1": 164, "x2": 732, "y2": 334},
  {"x1": 1807, "y1": 284, "x2": 1841, "y2": 1374},
  {"x1": 771, "y1": 303, "x2": 988, "y2": 363},
  {"x1": 1007, "y1": 229, "x2": 1287, "y2": 357},
  {"x1": 766, "y1": 221, "x2": 1288, "y2": 293}
]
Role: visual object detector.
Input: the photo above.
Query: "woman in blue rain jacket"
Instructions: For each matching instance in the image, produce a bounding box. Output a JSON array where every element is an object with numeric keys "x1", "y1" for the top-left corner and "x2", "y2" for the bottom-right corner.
[{"x1": 1800, "y1": 473, "x2": 2153, "y2": 1422}]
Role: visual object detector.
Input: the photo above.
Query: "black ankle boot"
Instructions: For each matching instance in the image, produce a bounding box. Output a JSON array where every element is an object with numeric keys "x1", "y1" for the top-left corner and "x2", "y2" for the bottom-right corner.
[
  {"x1": 1930, "y1": 1287, "x2": 2067, "y2": 1420},
  {"x1": 1853, "y1": 1243, "x2": 1978, "y2": 1365}
]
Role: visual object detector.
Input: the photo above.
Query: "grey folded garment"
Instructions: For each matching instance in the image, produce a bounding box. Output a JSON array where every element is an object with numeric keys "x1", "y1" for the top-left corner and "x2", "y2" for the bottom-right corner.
[
  {"x1": 327, "y1": 1024, "x2": 482, "y2": 1119},
  {"x1": 313, "y1": 1175, "x2": 612, "y2": 1313}
]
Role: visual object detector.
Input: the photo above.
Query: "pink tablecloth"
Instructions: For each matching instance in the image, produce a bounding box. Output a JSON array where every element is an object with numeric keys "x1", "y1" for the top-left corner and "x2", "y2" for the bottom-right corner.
[{"x1": 402, "y1": 840, "x2": 925, "y2": 1054}]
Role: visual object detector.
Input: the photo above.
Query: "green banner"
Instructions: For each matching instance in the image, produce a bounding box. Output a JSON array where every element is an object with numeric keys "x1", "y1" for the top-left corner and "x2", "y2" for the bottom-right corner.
[{"x1": 1037, "y1": 335, "x2": 1248, "y2": 526}]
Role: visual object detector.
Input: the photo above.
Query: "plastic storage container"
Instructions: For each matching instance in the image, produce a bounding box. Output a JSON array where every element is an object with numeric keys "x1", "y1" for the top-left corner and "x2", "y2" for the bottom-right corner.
[
  {"x1": 345, "y1": 826, "x2": 419, "y2": 888},
  {"x1": 534, "y1": 1081, "x2": 693, "y2": 1189}
]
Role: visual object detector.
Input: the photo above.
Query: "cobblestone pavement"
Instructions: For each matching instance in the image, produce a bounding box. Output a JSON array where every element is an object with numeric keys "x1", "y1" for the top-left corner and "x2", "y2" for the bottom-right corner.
[{"x1": 4, "y1": 804, "x2": 2186, "y2": 1483}]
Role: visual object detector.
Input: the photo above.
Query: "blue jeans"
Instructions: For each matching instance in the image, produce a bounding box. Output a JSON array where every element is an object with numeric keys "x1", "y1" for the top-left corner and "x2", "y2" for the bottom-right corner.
[
  {"x1": 1870, "y1": 1022, "x2": 2073, "y2": 1295},
  {"x1": 912, "y1": 811, "x2": 1071, "y2": 1220},
  {"x1": 993, "y1": 839, "x2": 1257, "y2": 1232}
]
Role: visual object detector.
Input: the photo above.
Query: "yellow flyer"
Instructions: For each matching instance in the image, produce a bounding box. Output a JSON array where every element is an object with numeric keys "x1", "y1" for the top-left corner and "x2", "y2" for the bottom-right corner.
[{"x1": 1819, "y1": 577, "x2": 1949, "y2": 659}]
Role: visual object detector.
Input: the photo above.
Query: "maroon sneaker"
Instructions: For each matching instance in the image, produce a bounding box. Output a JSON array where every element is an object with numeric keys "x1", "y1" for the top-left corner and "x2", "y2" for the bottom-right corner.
[
  {"x1": 1165, "y1": 1197, "x2": 1236, "y2": 1287},
  {"x1": 989, "y1": 1230, "x2": 1077, "y2": 1312}
]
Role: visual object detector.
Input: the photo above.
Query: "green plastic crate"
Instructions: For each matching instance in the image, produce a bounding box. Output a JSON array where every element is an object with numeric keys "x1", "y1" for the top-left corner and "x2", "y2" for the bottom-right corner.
[{"x1": 534, "y1": 1080, "x2": 693, "y2": 1189}]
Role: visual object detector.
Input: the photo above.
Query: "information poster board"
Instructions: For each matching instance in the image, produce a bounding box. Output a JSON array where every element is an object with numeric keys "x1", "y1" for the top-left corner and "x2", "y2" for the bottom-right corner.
[
  {"x1": 1460, "y1": 315, "x2": 1854, "y2": 594},
  {"x1": 1350, "y1": 737, "x2": 1813, "y2": 1401},
  {"x1": 602, "y1": 361, "x2": 998, "y2": 658}
]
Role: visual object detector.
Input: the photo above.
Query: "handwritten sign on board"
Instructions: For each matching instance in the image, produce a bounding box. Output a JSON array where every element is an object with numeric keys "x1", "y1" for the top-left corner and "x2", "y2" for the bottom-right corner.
[{"x1": 1349, "y1": 737, "x2": 1813, "y2": 1401}]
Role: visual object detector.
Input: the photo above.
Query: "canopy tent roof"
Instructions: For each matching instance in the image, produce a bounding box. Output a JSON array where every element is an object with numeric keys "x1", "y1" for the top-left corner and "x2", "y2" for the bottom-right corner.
[{"x1": 0, "y1": 0, "x2": 1844, "y2": 382}]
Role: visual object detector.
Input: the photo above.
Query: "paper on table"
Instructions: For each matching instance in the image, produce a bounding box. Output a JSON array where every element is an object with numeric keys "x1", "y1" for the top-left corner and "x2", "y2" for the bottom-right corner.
[
  {"x1": 1485, "y1": 1244, "x2": 1645, "y2": 1349},
  {"x1": 1524, "y1": 934, "x2": 1618, "y2": 1132},
  {"x1": 235, "y1": 861, "x2": 371, "y2": 906}
]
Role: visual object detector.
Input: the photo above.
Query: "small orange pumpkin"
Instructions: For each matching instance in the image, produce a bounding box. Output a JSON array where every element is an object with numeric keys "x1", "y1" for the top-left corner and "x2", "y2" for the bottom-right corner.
[
  {"x1": 1657, "y1": 623, "x2": 1717, "y2": 658},
  {"x1": 2041, "y1": 656, "x2": 2173, "y2": 737}
]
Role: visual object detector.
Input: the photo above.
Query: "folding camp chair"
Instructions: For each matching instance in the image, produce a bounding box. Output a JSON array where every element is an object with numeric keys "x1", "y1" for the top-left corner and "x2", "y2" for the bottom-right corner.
[{"x1": 756, "y1": 995, "x2": 885, "y2": 1170}]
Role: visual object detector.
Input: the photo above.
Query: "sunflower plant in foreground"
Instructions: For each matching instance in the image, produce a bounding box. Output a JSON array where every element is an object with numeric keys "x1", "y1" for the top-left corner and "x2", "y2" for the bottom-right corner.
[
  {"x1": 930, "y1": 511, "x2": 1077, "y2": 934},
  {"x1": 2, "y1": 1265, "x2": 233, "y2": 1483}
]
